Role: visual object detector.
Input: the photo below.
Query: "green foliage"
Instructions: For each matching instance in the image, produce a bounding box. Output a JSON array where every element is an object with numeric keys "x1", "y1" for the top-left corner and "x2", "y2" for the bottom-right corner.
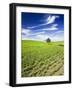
[
  {"x1": 46, "y1": 38, "x2": 51, "y2": 43},
  {"x1": 21, "y1": 40, "x2": 64, "y2": 77}
]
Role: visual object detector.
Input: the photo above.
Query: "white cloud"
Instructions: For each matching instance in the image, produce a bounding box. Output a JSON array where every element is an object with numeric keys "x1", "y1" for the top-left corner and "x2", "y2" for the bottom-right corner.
[
  {"x1": 22, "y1": 29, "x2": 49, "y2": 41},
  {"x1": 52, "y1": 24, "x2": 58, "y2": 27},
  {"x1": 50, "y1": 30, "x2": 64, "y2": 41},
  {"x1": 49, "y1": 27, "x2": 58, "y2": 30},
  {"x1": 22, "y1": 30, "x2": 64, "y2": 41},
  {"x1": 41, "y1": 24, "x2": 58, "y2": 31},
  {"x1": 30, "y1": 31, "x2": 45, "y2": 36},
  {"x1": 53, "y1": 30, "x2": 64, "y2": 36},
  {"x1": 27, "y1": 15, "x2": 59, "y2": 29},
  {"x1": 46, "y1": 16, "x2": 59, "y2": 24},
  {"x1": 51, "y1": 36, "x2": 64, "y2": 41},
  {"x1": 21, "y1": 28, "x2": 47, "y2": 41},
  {"x1": 22, "y1": 28, "x2": 64, "y2": 42},
  {"x1": 27, "y1": 23, "x2": 45, "y2": 29},
  {"x1": 35, "y1": 34, "x2": 49, "y2": 41},
  {"x1": 34, "y1": 30, "x2": 64, "y2": 41},
  {"x1": 22, "y1": 29, "x2": 30, "y2": 35},
  {"x1": 34, "y1": 24, "x2": 58, "y2": 31},
  {"x1": 22, "y1": 28, "x2": 45, "y2": 36}
]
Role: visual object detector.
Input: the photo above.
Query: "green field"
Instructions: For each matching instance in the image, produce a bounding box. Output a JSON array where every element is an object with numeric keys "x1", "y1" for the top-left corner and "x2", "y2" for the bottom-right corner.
[{"x1": 21, "y1": 40, "x2": 64, "y2": 77}]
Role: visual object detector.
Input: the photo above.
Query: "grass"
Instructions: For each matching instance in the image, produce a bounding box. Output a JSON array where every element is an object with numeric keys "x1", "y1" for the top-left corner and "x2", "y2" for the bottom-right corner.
[{"x1": 21, "y1": 40, "x2": 64, "y2": 77}]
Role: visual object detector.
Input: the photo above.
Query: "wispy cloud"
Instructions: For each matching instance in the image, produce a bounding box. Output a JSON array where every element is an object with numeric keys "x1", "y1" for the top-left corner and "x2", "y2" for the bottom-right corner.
[
  {"x1": 22, "y1": 14, "x2": 64, "y2": 41},
  {"x1": 50, "y1": 30, "x2": 64, "y2": 41},
  {"x1": 41, "y1": 24, "x2": 58, "y2": 31},
  {"x1": 22, "y1": 28, "x2": 46, "y2": 36},
  {"x1": 46, "y1": 16, "x2": 59, "y2": 24},
  {"x1": 22, "y1": 29, "x2": 64, "y2": 41},
  {"x1": 30, "y1": 31, "x2": 45, "y2": 36},
  {"x1": 35, "y1": 34, "x2": 50, "y2": 41},
  {"x1": 52, "y1": 30, "x2": 64, "y2": 36},
  {"x1": 21, "y1": 29, "x2": 30, "y2": 36},
  {"x1": 21, "y1": 28, "x2": 48, "y2": 41},
  {"x1": 27, "y1": 15, "x2": 59, "y2": 29},
  {"x1": 22, "y1": 33, "x2": 49, "y2": 41}
]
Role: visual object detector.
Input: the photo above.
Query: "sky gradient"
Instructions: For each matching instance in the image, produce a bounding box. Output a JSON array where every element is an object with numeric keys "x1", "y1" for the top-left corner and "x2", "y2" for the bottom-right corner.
[{"x1": 21, "y1": 12, "x2": 64, "y2": 41}]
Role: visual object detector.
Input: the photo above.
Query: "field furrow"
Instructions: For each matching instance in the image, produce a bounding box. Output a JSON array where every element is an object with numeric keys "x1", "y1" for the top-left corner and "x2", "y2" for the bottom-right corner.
[{"x1": 21, "y1": 40, "x2": 64, "y2": 77}]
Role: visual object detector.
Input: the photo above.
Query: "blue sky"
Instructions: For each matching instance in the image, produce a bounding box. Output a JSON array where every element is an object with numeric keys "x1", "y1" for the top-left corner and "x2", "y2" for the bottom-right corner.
[{"x1": 21, "y1": 12, "x2": 64, "y2": 41}]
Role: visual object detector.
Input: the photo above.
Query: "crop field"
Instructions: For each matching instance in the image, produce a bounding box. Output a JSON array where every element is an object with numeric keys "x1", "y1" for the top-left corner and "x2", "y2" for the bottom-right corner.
[{"x1": 21, "y1": 40, "x2": 64, "y2": 77}]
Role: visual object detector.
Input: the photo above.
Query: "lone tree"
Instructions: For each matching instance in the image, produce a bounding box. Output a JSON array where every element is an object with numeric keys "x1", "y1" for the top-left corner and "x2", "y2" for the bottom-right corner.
[{"x1": 46, "y1": 38, "x2": 51, "y2": 43}]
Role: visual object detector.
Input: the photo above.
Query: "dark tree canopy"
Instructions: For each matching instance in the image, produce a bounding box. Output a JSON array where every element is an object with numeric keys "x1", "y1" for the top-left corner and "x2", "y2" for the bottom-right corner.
[{"x1": 46, "y1": 38, "x2": 51, "y2": 43}]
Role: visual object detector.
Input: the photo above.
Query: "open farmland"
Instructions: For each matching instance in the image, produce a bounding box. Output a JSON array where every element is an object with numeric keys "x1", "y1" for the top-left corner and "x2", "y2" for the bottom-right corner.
[{"x1": 21, "y1": 40, "x2": 64, "y2": 77}]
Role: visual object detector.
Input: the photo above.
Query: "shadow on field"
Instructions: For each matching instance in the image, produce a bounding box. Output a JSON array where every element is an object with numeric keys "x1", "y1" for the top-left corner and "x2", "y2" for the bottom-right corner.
[{"x1": 58, "y1": 44, "x2": 64, "y2": 47}]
